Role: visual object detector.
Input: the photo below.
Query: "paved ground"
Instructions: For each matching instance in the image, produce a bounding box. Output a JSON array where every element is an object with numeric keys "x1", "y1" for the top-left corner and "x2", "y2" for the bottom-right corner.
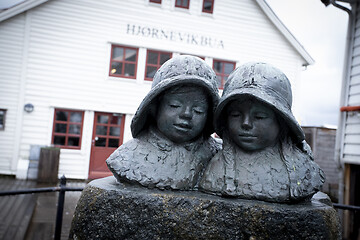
[{"x1": 0, "y1": 176, "x2": 87, "y2": 240}]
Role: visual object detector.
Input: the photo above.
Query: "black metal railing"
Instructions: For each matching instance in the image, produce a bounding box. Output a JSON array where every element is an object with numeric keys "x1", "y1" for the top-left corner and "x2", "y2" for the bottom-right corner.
[
  {"x1": 1, "y1": 178, "x2": 360, "y2": 240},
  {"x1": 0, "y1": 175, "x2": 84, "y2": 240}
]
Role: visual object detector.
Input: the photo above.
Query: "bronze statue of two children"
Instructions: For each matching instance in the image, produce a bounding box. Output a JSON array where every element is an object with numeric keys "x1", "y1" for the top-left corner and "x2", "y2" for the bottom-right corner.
[{"x1": 107, "y1": 55, "x2": 325, "y2": 203}]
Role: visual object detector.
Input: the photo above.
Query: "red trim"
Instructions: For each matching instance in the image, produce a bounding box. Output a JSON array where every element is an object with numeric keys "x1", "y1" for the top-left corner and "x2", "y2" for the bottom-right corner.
[
  {"x1": 175, "y1": 0, "x2": 190, "y2": 9},
  {"x1": 144, "y1": 50, "x2": 172, "y2": 81},
  {"x1": 202, "y1": 0, "x2": 214, "y2": 13},
  {"x1": 340, "y1": 106, "x2": 360, "y2": 112},
  {"x1": 109, "y1": 45, "x2": 138, "y2": 79},
  {"x1": 213, "y1": 59, "x2": 236, "y2": 89},
  {"x1": 149, "y1": 0, "x2": 161, "y2": 3},
  {"x1": 51, "y1": 109, "x2": 84, "y2": 149}
]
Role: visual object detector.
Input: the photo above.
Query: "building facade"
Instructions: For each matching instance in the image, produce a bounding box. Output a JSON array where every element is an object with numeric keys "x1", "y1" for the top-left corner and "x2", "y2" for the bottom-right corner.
[
  {"x1": 327, "y1": 0, "x2": 360, "y2": 238},
  {"x1": 0, "y1": 0, "x2": 313, "y2": 180}
]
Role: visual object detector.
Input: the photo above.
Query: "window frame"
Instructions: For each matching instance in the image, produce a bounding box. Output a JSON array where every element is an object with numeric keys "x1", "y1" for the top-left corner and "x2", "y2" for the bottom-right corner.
[
  {"x1": 0, "y1": 109, "x2": 6, "y2": 131},
  {"x1": 149, "y1": 0, "x2": 162, "y2": 3},
  {"x1": 51, "y1": 109, "x2": 85, "y2": 150},
  {"x1": 144, "y1": 50, "x2": 172, "y2": 81},
  {"x1": 213, "y1": 59, "x2": 236, "y2": 89},
  {"x1": 109, "y1": 45, "x2": 139, "y2": 79},
  {"x1": 202, "y1": 0, "x2": 214, "y2": 14},
  {"x1": 175, "y1": 0, "x2": 190, "y2": 9}
]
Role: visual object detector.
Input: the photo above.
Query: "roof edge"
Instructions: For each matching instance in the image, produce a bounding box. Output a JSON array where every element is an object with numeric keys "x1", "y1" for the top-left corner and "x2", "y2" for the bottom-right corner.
[
  {"x1": 0, "y1": 0, "x2": 49, "y2": 22},
  {"x1": 256, "y1": 0, "x2": 315, "y2": 66}
]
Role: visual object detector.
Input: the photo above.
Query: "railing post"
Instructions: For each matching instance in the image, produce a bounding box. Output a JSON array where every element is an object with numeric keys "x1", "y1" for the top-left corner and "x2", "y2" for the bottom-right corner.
[{"x1": 54, "y1": 175, "x2": 66, "y2": 240}]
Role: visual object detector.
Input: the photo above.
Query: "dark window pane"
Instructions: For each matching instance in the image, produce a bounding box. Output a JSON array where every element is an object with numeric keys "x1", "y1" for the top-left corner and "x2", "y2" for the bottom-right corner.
[
  {"x1": 111, "y1": 62, "x2": 123, "y2": 75},
  {"x1": 108, "y1": 138, "x2": 119, "y2": 148},
  {"x1": 204, "y1": 1, "x2": 212, "y2": 11},
  {"x1": 54, "y1": 136, "x2": 65, "y2": 145},
  {"x1": 96, "y1": 126, "x2": 108, "y2": 135},
  {"x1": 68, "y1": 137, "x2": 80, "y2": 146},
  {"x1": 55, "y1": 123, "x2": 67, "y2": 133},
  {"x1": 124, "y1": 63, "x2": 135, "y2": 77},
  {"x1": 95, "y1": 137, "x2": 106, "y2": 147},
  {"x1": 147, "y1": 51, "x2": 158, "y2": 64},
  {"x1": 224, "y1": 63, "x2": 235, "y2": 74},
  {"x1": 113, "y1": 47, "x2": 124, "y2": 61},
  {"x1": 183, "y1": 0, "x2": 188, "y2": 6},
  {"x1": 0, "y1": 110, "x2": 4, "y2": 130},
  {"x1": 56, "y1": 111, "x2": 68, "y2": 121},
  {"x1": 110, "y1": 127, "x2": 120, "y2": 136},
  {"x1": 216, "y1": 75, "x2": 222, "y2": 88},
  {"x1": 160, "y1": 53, "x2": 171, "y2": 65},
  {"x1": 110, "y1": 116, "x2": 122, "y2": 125},
  {"x1": 146, "y1": 66, "x2": 158, "y2": 79},
  {"x1": 125, "y1": 49, "x2": 137, "y2": 62},
  {"x1": 70, "y1": 112, "x2": 82, "y2": 123},
  {"x1": 213, "y1": 61, "x2": 222, "y2": 73},
  {"x1": 69, "y1": 124, "x2": 81, "y2": 134},
  {"x1": 97, "y1": 115, "x2": 109, "y2": 124},
  {"x1": 150, "y1": 0, "x2": 161, "y2": 3}
]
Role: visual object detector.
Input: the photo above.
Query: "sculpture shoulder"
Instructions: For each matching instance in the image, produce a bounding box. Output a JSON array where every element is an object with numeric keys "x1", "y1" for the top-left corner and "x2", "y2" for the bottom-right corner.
[
  {"x1": 198, "y1": 151, "x2": 226, "y2": 195},
  {"x1": 283, "y1": 144, "x2": 326, "y2": 201}
]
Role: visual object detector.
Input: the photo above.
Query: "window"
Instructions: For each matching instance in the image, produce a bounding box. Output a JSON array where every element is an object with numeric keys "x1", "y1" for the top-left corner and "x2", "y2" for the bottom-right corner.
[
  {"x1": 145, "y1": 50, "x2": 172, "y2": 81},
  {"x1": 202, "y1": 0, "x2": 214, "y2": 13},
  {"x1": 150, "y1": 0, "x2": 161, "y2": 3},
  {"x1": 52, "y1": 109, "x2": 84, "y2": 149},
  {"x1": 93, "y1": 113, "x2": 125, "y2": 148},
  {"x1": 0, "y1": 109, "x2": 6, "y2": 130},
  {"x1": 175, "y1": 0, "x2": 190, "y2": 9},
  {"x1": 213, "y1": 59, "x2": 236, "y2": 89},
  {"x1": 109, "y1": 45, "x2": 138, "y2": 79}
]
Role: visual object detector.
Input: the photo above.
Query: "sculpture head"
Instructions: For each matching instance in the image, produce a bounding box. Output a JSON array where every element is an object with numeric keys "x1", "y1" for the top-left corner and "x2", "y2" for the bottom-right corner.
[
  {"x1": 215, "y1": 62, "x2": 305, "y2": 147},
  {"x1": 131, "y1": 55, "x2": 219, "y2": 141},
  {"x1": 226, "y1": 98, "x2": 280, "y2": 151},
  {"x1": 156, "y1": 85, "x2": 209, "y2": 143}
]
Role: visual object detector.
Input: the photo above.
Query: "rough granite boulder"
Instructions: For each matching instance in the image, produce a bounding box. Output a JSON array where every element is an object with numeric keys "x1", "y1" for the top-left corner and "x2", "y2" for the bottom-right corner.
[{"x1": 70, "y1": 176, "x2": 341, "y2": 240}]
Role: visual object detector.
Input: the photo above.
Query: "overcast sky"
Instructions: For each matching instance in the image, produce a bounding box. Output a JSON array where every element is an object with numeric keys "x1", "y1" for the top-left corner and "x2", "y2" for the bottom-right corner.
[{"x1": 266, "y1": 0, "x2": 349, "y2": 127}]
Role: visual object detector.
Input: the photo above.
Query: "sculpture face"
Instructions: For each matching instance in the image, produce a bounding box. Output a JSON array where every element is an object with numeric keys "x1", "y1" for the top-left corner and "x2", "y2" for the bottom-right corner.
[
  {"x1": 156, "y1": 87, "x2": 209, "y2": 143},
  {"x1": 227, "y1": 99, "x2": 279, "y2": 152}
]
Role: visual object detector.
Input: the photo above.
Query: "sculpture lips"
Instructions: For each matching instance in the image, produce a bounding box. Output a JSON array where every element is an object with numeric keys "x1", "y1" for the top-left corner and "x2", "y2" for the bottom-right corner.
[
  {"x1": 238, "y1": 134, "x2": 256, "y2": 141},
  {"x1": 174, "y1": 123, "x2": 192, "y2": 132}
]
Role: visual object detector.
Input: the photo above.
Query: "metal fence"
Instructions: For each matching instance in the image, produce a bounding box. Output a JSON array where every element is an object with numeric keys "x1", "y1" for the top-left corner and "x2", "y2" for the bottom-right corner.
[
  {"x1": 0, "y1": 176, "x2": 83, "y2": 240},
  {"x1": 1, "y1": 176, "x2": 360, "y2": 240}
]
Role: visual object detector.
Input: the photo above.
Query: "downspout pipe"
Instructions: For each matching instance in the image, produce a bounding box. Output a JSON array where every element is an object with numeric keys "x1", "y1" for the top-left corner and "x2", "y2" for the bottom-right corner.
[{"x1": 328, "y1": 0, "x2": 354, "y2": 207}]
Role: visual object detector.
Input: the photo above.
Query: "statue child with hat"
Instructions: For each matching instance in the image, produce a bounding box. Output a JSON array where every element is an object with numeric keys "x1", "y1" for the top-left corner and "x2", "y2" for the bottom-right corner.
[
  {"x1": 107, "y1": 55, "x2": 221, "y2": 190},
  {"x1": 199, "y1": 62, "x2": 325, "y2": 203}
]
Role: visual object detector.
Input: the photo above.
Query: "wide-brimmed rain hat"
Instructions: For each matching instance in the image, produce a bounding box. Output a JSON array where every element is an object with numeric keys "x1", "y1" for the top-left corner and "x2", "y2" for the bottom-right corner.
[
  {"x1": 215, "y1": 62, "x2": 305, "y2": 143},
  {"x1": 131, "y1": 55, "x2": 219, "y2": 138}
]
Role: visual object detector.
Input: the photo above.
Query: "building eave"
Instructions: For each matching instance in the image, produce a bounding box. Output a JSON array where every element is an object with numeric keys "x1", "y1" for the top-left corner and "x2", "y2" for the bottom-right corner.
[
  {"x1": 0, "y1": 0, "x2": 49, "y2": 22},
  {"x1": 257, "y1": 0, "x2": 315, "y2": 66}
]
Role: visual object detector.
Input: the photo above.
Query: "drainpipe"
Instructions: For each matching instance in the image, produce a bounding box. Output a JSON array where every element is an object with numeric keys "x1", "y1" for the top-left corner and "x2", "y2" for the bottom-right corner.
[{"x1": 327, "y1": 0, "x2": 354, "y2": 207}]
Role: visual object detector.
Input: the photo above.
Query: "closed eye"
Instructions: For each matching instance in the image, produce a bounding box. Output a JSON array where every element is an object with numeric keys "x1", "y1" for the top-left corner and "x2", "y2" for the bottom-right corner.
[
  {"x1": 229, "y1": 111, "x2": 241, "y2": 117},
  {"x1": 169, "y1": 104, "x2": 181, "y2": 108}
]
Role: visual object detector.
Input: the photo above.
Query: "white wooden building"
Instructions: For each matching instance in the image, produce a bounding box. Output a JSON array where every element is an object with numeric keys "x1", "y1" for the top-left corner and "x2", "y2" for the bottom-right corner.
[
  {"x1": 0, "y1": 0, "x2": 313, "y2": 180},
  {"x1": 327, "y1": 0, "x2": 360, "y2": 238}
]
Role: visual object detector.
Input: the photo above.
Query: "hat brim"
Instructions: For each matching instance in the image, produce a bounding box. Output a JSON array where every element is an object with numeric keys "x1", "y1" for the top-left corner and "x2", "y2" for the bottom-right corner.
[
  {"x1": 214, "y1": 88, "x2": 305, "y2": 143},
  {"x1": 131, "y1": 75, "x2": 219, "y2": 138}
]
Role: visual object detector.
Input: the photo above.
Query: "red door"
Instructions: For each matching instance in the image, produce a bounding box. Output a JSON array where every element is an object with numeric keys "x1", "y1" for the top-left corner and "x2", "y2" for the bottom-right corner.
[{"x1": 88, "y1": 112, "x2": 125, "y2": 179}]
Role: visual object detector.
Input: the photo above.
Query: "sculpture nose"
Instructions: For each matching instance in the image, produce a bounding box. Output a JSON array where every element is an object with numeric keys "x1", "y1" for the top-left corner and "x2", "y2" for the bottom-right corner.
[
  {"x1": 180, "y1": 106, "x2": 192, "y2": 119},
  {"x1": 241, "y1": 114, "x2": 252, "y2": 130}
]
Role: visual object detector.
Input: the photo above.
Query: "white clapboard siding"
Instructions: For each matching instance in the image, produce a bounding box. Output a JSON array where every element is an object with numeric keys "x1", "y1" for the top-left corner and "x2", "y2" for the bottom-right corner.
[
  {"x1": 0, "y1": 13, "x2": 26, "y2": 174},
  {"x1": 342, "y1": 3, "x2": 360, "y2": 163},
  {"x1": 0, "y1": 0, "x2": 307, "y2": 178}
]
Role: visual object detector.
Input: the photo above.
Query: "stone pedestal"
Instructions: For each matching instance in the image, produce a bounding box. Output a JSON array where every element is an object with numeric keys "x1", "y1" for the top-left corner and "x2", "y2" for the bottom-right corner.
[{"x1": 70, "y1": 176, "x2": 341, "y2": 240}]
